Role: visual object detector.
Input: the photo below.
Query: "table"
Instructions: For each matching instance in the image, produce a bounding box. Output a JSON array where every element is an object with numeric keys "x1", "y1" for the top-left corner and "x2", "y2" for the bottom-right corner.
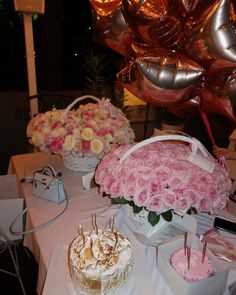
[{"x1": 8, "y1": 152, "x2": 236, "y2": 295}]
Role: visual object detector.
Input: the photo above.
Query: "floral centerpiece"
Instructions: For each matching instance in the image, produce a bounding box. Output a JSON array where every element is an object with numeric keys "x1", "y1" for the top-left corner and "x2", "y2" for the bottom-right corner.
[
  {"x1": 95, "y1": 136, "x2": 232, "y2": 226},
  {"x1": 27, "y1": 96, "x2": 135, "y2": 171}
]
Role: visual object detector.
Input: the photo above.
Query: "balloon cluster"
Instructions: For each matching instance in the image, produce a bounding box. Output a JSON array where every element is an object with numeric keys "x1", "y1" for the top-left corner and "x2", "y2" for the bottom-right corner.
[{"x1": 90, "y1": 0, "x2": 236, "y2": 127}]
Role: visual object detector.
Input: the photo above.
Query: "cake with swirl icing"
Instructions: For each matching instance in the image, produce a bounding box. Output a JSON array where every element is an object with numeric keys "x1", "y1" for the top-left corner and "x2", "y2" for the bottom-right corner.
[
  {"x1": 170, "y1": 248, "x2": 213, "y2": 282},
  {"x1": 68, "y1": 229, "x2": 133, "y2": 294}
]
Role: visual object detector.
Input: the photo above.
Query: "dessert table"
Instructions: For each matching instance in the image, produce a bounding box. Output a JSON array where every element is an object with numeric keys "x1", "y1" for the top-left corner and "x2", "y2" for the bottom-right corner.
[{"x1": 8, "y1": 152, "x2": 236, "y2": 295}]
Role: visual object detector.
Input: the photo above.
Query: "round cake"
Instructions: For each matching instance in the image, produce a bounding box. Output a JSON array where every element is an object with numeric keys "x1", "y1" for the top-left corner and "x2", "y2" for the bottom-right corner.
[
  {"x1": 68, "y1": 229, "x2": 133, "y2": 294},
  {"x1": 170, "y1": 248, "x2": 213, "y2": 282}
]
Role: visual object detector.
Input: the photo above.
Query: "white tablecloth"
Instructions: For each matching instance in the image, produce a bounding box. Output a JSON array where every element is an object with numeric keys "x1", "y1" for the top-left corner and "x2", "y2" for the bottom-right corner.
[{"x1": 8, "y1": 152, "x2": 236, "y2": 295}]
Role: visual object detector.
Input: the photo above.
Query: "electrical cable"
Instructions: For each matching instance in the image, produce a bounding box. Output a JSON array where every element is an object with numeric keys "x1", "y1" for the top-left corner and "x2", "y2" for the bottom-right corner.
[{"x1": 9, "y1": 169, "x2": 69, "y2": 235}]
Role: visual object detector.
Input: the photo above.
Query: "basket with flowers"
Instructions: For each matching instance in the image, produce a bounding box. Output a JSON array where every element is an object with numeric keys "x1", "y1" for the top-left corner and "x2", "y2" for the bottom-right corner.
[
  {"x1": 27, "y1": 95, "x2": 135, "y2": 172},
  {"x1": 95, "y1": 135, "x2": 232, "y2": 226}
]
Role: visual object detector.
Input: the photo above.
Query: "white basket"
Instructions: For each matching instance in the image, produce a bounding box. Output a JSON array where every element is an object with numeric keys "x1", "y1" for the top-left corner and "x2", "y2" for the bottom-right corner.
[
  {"x1": 63, "y1": 95, "x2": 101, "y2": 172},
  {"x1": 120, "y1": 134, "x2": 212, "y2": 163},
  {"x1": 124, "y1": 204, "x2": 148, "y2": 224},
  {"x1": 63, "y1": 154, "x2": 99, "y2": 172}
]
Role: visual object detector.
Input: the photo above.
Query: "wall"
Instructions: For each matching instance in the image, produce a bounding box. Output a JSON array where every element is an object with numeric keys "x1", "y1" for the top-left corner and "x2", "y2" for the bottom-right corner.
[{"x1": 0, "y1": 92, "x2": 29, "y2": 174}]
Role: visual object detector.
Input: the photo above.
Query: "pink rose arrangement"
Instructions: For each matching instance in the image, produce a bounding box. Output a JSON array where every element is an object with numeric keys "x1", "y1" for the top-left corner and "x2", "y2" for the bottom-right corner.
[
  {"x1": 95, "y1": 141, "x2": 232, "y2": 226},
  {"x1": 27, "y1": 98, "x2": 135, "y2": 159}
]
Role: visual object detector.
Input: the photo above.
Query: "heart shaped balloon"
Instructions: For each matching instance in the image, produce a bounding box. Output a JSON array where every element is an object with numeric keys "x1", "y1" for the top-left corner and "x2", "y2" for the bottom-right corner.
[{"x1": 117, "y1": 50, "x2": 204, "y2": 106}]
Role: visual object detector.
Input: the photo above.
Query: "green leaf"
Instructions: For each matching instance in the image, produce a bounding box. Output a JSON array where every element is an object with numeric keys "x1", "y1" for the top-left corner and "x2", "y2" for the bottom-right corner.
[
  {"x1": 186, "y1": 207, "x2": 198, "y2": 215},
  {"x1": 127, "y1": 200, "x2": 135, "y2": 207},
  {"x1": 111, "y1": 197, "x2": 127, "y2": 205},
  {"x1": 191, "y1": 207, "x2": 198, "y2": 214},
  {"x1": 132, "y1": 205, "x2": 143, "y2": 214},
  {"x1": 148, "y1": 211, "x2": 160, "y2": 227},
  {"x1": 186, "y1": 208, "x2": 191, "y2": 215},
  {"x1": 161, "y1": 210, "x2": 173, "y2": 222}
]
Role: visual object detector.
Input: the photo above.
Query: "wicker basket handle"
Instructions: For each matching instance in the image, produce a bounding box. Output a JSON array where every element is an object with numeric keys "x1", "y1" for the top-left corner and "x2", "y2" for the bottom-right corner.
[
  {"x1": 64, "y1": 95, "x2": 101, "y2": 115},
  {"x1": 120, "y1": 134, "x2": 212, "y2": 162}
]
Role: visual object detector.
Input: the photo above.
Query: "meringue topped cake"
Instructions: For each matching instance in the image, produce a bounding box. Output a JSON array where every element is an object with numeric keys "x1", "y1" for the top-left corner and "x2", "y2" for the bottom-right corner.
[{"x1": 68, "y1": 228, "x2": 133, "y2": 294}]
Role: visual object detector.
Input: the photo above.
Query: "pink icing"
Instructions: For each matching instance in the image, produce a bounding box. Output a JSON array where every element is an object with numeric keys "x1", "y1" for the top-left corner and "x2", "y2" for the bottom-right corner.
[{"x1": 170, "y1": 248, "x2": 213, "y2": 282}]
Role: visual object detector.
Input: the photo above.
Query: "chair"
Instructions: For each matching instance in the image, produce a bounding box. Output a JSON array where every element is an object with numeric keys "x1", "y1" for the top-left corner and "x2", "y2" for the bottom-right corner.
[{"x1": 0, "y1": 174, "x2": 27, "y2": 295}]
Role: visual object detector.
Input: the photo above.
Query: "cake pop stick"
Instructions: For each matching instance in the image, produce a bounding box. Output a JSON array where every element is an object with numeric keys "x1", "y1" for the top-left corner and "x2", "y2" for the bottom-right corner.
[
  {"x1": 184, "y1": 232, "x2": 188, "y2": 255},
  {"x1": 110, "y1": 217, "x2": 114, "y2": 232},
  {"x1": 78, "y1": 225, "x2": 83, "y2": 234},
  {"x1": 114, "y1": 231, "x2": 118, "y2": 250},
  {"x1": 202, "y1": 240, "x2": 207, "y2": 263},
  {"x1": 78, "y1": 225, "x2": 85, "y2": 245},
  {"x1": 92, "y1": 213, "x2": 98, "y2": 234},
  {"x1": 187, "y1": 247, "x2": 191, "y2": 270}
]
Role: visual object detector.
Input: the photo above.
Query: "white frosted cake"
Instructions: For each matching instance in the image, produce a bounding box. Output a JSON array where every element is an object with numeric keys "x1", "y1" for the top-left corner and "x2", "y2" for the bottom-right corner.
[{"x1": 68, "y1": 229, "x2": 133, "y2": 294}]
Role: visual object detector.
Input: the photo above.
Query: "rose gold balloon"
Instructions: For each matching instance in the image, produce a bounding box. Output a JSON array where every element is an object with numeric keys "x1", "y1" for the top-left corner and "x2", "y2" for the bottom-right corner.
[
  {"x1": 185, "y1": 0, "x2": 236, "y2": 74},
  {"x1": 131, "y1": 41, "x2": 163, "y2": 57},
  {"x1": 117, "y1": 50, "x2": 204, "y2": 106},
  {"x1": 167, "y1": 97, "x2": 200, "y2": 118},
  {"x1": 179, "y1": 0, "x2": 200, "y2": 12},
  {"x1": 199, "y1": 87, "x2": 236, "y2": 126},
  {"x1": 90, "y1": 0, "x2": 133, "y2": 57},
  {"x1": 122, "y1": 0, "x2": 184, "y2": 51},
  {"x1": 90, "y1": 0, "x2": 122, "y2": 15},
  {"x1": 224, "y1": 71, "x2": 236, "y2": 116}
]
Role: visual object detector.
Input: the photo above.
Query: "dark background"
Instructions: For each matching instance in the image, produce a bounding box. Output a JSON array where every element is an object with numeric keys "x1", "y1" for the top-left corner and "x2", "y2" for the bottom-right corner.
[
  {"x1": 0, "y1": 0, "x2": 123, "y2": 91},
  {"x1": 0, "y1": 0, "x2": 125, "y2": 175}
]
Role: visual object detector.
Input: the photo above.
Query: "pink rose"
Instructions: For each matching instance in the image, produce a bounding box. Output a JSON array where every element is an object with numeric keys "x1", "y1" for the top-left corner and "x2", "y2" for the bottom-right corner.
[
  {"x1": 188, "y1": 190, "x2": 201, "y2": 207},
  {"x1": 175, "y1": 197, "x2": 190, "y2": 215},
  {"x1": 199, "y1": 197, "x2": 213, "y2": 212},
  {"x1": 169, "y1": 176, "x2": 183, "y2": 187},
  {"x1": 132, "y1": 148, "x2": 149, "y2": 160},
  {"x1": 155, "y1": 166, "x2": 171, "y2": 182},
  {"x1": 123, "y1": 179, "x2": 138, "y2": 199},
  {"x1": 162, "y1": 190, "x2": 176, "y2": 208},
  {"x1": 213, "y1": 193, "x2": 228, "y2": 210},
  {"x1": 103, "y1": 176, "x2": 115, "y2": 192},
  {"x1": 208, "y1": 187, "x2": 218, "y2": 201},
  {"x1": 51, "y1": 121, "x2": 62, "y2": 130},
  {"x1": 146, "y1": 194, "x2": 165, "y2": 212},
  {"x1": 172, "y1": 186, "x2": 189, "y2": 200},
  {"x1": 136, "y1": 174, "x2": 151, "y2": 188},
  {"x1": 109, "y1": 181, "x2": 122, "y2": 198},
  {"x1": 49, "y1": 136, "x2": 64, "y2": 153},
  {"x1": 150, "y1": 181, "x2": 161, "y2": 194},
  {"x1": 133, "y1": 188, "x2": 150, "y2": 207},
  {"x1": 82, "y1": 140, "x2": 90, "y2": 152},
  {"x1": 145, "y1": 156, "x2": 160, "y2": 168},
  {"x1": 123, "y1": 193, "x2": 133, "y2": 201}
]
